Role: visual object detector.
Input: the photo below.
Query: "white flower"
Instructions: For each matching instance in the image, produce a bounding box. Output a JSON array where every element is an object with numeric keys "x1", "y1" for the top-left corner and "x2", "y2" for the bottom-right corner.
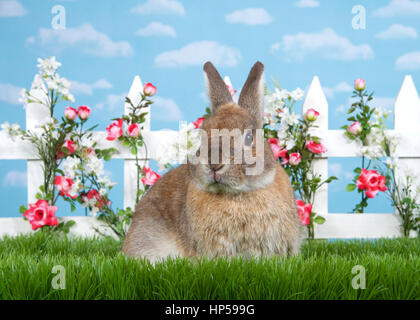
[
  {"x1": 89, "y1": 206, "x2": 100, "y2": 217},
  {"x1": 68, "y1": 178, "x2": 81, "y2": 198},
  {"x1": 273, "y1": 88, "x2": 290, "y2": 101},
  {"x1": 99, "y1": 188, "x2": 107, "y2": 196},
  {"x1": 97, "y1": 175, "x2": 116, "y2": 188},
  {"x1": 85, "y1": 156, "x2": 104, "y2": 177},
  {"x1": 281, "y1": 108, "x2": 300, "y2": 126},
  {"x1": 62, "y1": 156, "x2": 81, "y2": 179},
  {"x1": 37, "y1": 57, "x2": 61, "y2": 76},
  {"x1": 1, "y1": 122, "x2": 21, "y2": 141},
  {"x1": 290, "y1": 88, "x2": 304, "y2": 101}
]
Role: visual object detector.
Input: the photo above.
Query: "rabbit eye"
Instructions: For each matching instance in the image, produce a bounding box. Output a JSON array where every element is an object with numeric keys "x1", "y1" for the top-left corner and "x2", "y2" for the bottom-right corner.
[{"x1": 244, "y1": 132, "x2": 253, "y2": 146}]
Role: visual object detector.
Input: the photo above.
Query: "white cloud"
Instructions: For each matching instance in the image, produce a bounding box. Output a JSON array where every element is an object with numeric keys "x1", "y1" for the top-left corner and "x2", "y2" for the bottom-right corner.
[
  {"x1": 0, "y1": 0, "x2": 27, "y2": 17},
  {"x1": 329, "y1": 163, "x2": 342, "y2": 177},
  {"x1": 28, "y1": 23, "x2": 133, "y2": 57},
  {"x1": 373, "y1": 0, "x2": 420, "y2": 17},
  {"x1": 135, "y1": 22, "x2": 176, "y2": 37},
  {"x1": 93, "y1": 79, "x2": 113, "y2": 89},
  {"x1": 95, "y1": 92, "x2": 127, "y2": 111},
  {"x1": 294, "y1": 0, "x2": 320, "y2": 8},
  {"x1": 70, "y1": 78, "x2": 113, "y2": 96},
  {"x1": 396, "y1": 51, "x2": 420, "y2": 70},
  {"x1": 375, "y1": 24, "x2": 418, "y2": 39},
  {"x1": 3, "y1": 170, "x2": 27, "y2": 187},
  {"x1": 225, "y1": 8, "x2": 273, "y2": 25},
  {"x1": 0, "y1": 83, "x2": 23, "y2": 105},
  {"x1": 130, "y1": 0, "x2": 185, "y2": 15},
  {"x1": 335, "y1": 105, "x2": 346, "y2": 114},
  {"x1": 370, "y1": 97, "x2": 395, "y2": 110},
  {"x1": 155, "y1": 41, "x2": 241, "y2": 68},
  {"x1": 323, "y1": 81, "x2": 353, "y2": 99},
  {"x1": 152, "y1": 96, "x2": 182, "y2": 121},
  {"x1": 271, "y1": 28, "x2": 374, "y2": 61}
]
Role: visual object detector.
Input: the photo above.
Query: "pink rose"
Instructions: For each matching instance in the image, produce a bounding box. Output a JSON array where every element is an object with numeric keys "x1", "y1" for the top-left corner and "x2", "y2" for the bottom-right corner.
[
  {"x1": 304, "y1": 108, "x2": 319, "y2": 122},
  {"x1": 77, "y1": 106, "x2": 91, "y2": 120},
  {"x1": 354, "y1": 78, "x2": 366, "y2": 91},
  {"x1": 57, "y1": 139, "x2": 76, "y2": 158},
  {"x1": 144, "y1": 83, "x2": 157, "y2": 96},
  {"x1": 356, "y1": 169, "x2": 387, "y2": 198},
  {"x1": 106, "y1": 119, "x2": 123, "y2": 141},
  {"x1": 348, "y1": 121, "x2": 362, "y2": 135},
  {"x1": 289, "y1": 152, "x2": 302, "y2": 166},
  {"x1": 64, "y1": 107, "x2": 77, "y2": 120},
  {"x1": 193, "y1": 117, "x2": 204, "y2": 129},
  {"x1": 23, "y1": 199, "x2": 58, "y2": 231},
  {"x1": 141, "y1": 167, "x2": 161, "y2": 186},
  {"x1": 296, "y1": 200, "x2": 311, "y2": 226},
  {"x1": 268, "y1": 138, "x2": 287, "y2": 160},
  {"x1": 305, "y1": 140, "x2": 327, "y2": 154},
  {"x1": 55, "y1": 175, "x2": 77, "y2": 199},
  {"x1": 128, "y1": 123, "x2": 141, "y2": 137}
]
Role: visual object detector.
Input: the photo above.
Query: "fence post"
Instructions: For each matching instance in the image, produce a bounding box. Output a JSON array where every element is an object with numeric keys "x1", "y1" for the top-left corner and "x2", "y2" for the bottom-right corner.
[
  {"x1": 302, "y1": 76, "x2": 329, "y2": 218},
  {"x1": 394, "y1": 75, "x2": 420, "y2": 234},
  {"x1": 123, "y1": 76, "x2": 150, "y2": 209},
  {"x1": 26, "y1": 89, "x2": 50, "y2": 204}
]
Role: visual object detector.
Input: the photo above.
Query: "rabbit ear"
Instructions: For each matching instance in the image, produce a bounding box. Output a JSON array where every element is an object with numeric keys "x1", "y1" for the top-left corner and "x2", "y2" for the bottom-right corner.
[
  {"x1": 203, "y1": 61, "x2": 233, "y2": 114},
  {"x1": 238, "y1": 62, "x2": 265, "y2": 128}
]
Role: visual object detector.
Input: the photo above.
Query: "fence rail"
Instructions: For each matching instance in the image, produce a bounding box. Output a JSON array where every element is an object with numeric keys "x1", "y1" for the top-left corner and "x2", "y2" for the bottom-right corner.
[{"x1": 1, "y1": 74, "x2": 419, "y2": 239}]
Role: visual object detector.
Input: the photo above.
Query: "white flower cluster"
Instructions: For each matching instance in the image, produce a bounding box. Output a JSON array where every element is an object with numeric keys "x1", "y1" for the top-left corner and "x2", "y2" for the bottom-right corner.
[
  {"x1": 277, "y1": 108, "x2": 301, "y2": 150},
  {"x1": 361, "y1": 107, "x2": 398, "y2": 161},
  {"x1": 156, "y1": 122, "x2": 202, "y2": 170},
  {"x1": 0, "y1": 122, "x2": 21, "y2": 141},
  {"x1": 265, "y1": 87, "x2": 304, "y2": 117},
  {"x1": 19, "y1": 57, "x2": 75, "y2": 109}
]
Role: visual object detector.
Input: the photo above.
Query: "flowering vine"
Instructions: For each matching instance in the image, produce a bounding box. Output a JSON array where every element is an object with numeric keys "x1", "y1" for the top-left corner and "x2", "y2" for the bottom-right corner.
[
  {"x1": 264, "y1": 84, "x2": 337, "y2": 239},
  {"x1": 342, "y1": 79, "x2": 389, "y2": 213}
]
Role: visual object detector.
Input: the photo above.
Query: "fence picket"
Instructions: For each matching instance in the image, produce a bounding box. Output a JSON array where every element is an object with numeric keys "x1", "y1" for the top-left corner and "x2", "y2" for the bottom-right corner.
[
  {"x1": 302, "y1": 76, "x2": 329, "y2": 218},
  {"x1": 26, "y1": 89, "x2": 50, "y2": 204}
]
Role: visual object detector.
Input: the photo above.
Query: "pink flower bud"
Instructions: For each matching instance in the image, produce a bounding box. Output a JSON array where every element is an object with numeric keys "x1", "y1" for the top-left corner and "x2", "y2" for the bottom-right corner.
[
  {"x1": 144, "y1": 83, "x2": 157, "y2": 96},
  {"x1": 304, "y1": 108, "x2": 319, "y2": 122},
  {"x1": 64, "y1": 107, "x2": 77, "y2": 120},
  {"x1": 289, "y1": 152, "x2": 302, "y2": 166},
  {"x1": 127, "y1": 123, "x2": 141, "y2": 138},
  {"x1": 354, "y1": 78, "x2": 365, "y2": 91},
  {"x1": 347, "y1": 121, "x2": 362, "y2": 135},
  {"x1": 77, "y1": 105, "x2": 91, "y2": 120}
]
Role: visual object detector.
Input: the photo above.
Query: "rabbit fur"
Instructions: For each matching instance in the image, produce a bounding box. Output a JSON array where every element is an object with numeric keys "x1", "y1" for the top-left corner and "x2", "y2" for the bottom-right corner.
[{"x1": 122, "y1": 61, "x2": 302, "y2": 262}]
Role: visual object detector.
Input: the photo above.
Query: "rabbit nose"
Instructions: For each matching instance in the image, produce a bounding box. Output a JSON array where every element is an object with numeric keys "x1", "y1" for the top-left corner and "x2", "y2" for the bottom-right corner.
[{"x1": 209, "y1": 163, "x2": 224, "y2": 172}]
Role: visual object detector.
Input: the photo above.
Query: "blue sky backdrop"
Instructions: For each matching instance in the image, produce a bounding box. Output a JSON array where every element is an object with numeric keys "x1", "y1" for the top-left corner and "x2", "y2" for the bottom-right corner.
[{"x1": 1, "y1": 0, "x2": 420, "y2": 217}]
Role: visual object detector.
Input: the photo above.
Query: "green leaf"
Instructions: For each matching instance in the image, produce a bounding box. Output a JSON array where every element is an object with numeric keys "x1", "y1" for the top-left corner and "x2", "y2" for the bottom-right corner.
[
  {"x1": 19, "y1": 205, "x2": 27, "y2": 214},
  {"x1": 354, "y1": 168, "x2": 361, "y2": 174},
  {"x1": 130, "y1": 146, "x2": 137, "y2": 155},
  {"x1": 346, "y1": 184, "x2": 356, "y2": 192},
  {"x1": 313, "y1": 216, "x2": 326, "y2": 224}
]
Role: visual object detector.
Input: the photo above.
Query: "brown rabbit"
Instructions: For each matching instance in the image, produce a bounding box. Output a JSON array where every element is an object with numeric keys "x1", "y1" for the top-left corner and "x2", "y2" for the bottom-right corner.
[{"x1": 122, "y1": 61, "x2": 302, "y2": 262}]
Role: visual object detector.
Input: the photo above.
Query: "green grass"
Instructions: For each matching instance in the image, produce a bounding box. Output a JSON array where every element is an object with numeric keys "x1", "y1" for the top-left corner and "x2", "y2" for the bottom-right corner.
[{"x1": 0, "y1": 232, "x2": 419, "y2": 300}]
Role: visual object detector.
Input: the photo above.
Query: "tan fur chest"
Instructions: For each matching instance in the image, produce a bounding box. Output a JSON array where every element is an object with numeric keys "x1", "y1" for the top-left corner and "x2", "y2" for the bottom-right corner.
[{"x1": 185, "y1": 179, "x2": 298, "y2": 257}]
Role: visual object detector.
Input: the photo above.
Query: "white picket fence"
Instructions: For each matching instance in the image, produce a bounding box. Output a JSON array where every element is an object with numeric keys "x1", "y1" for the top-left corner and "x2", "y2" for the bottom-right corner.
[{"x1": 1, "y1": 75, "x2": 419, "y2": 239}]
